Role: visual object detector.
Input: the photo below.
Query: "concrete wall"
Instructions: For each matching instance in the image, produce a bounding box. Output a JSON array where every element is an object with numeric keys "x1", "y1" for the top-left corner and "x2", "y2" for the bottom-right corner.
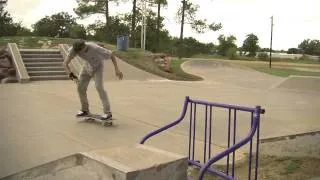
[
  {"x1": 82, "y1": 144, "x2": 188, "y2": 180},
  {"x1": 7, "y1": 43, "x2": 30, "y2": 83},
  {"x1": 2, "y1": 145, "x2": 188, "y2": 180}
]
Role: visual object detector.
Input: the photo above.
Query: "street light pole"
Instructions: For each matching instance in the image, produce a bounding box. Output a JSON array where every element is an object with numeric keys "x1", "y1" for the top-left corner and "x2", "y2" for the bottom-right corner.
[
  {"x1": 141, "y1": 0, "x2": 147, "y2": 50},
  {"x1": 179, "y1": 0, "x2": 186, "y2": 59}
]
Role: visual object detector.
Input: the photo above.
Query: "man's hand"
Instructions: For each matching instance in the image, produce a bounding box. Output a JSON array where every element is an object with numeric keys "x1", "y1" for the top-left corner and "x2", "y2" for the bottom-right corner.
[
  {"x1": 115, "y1": 70, "x2": 123, "y2": 80},
  {"x1": 110, "y1": 53, "x2": 123, "y2": 80},
  {"x1": 69, "y1": 72, "x2": 78, "y2": 81}
]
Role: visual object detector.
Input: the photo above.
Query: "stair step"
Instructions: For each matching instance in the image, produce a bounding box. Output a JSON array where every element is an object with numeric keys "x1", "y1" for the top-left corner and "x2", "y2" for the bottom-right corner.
[
  {"x1": 23, "y1": 58, "x2": 63, "y2": 63},
  {"x1": 20, "y1": 49, "x2": 61, "y2": 54},
  {"x1": 28, "y1": 71, "x2": 67, "y2": 76},
  {"x1": 24, "y1": 62, "x2": 63, "y2": 67},
  {"x1": 27, "y1": 67, "x2": 65, "y2": 71},
  {"x1": 30, "y1": 75, "x2": 69, "y2": 81},
  {"x1": 21, "y1": 54, "x2": 62, "y2": 58}
]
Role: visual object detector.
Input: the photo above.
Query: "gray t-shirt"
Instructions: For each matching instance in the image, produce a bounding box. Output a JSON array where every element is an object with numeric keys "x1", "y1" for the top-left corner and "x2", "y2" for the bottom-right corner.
[{"x1": 67, "y1": 42, "x2": 112, "y2": 75}]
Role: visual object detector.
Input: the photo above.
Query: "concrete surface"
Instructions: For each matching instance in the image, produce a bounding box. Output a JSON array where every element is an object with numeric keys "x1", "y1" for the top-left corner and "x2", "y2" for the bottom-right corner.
[
  {"x1": 277, "y1": 75, "x2": 320, "y2": 92},
  {"x1": 83, "y1": 145, "x2": 188, "y2": 180},
  {"x1": 0, "y1": 58, "x2": 319, "y2": 178},
  {"x1": 2, "y1": 145, "x2": 187, "y2": 180}
]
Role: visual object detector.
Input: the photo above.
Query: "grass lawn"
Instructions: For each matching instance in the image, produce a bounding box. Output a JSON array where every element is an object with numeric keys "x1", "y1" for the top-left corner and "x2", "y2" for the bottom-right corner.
[
  {"x1": 244, "y1": 64, "x2": 320, "y2": 77},
  {"x1": 188, "y1": 155, "x2": 320, "y2": 180},
  {"x1": 114, "y1": 49, "x2": 202, "y2": 81},
  {"x1": 191, "y1": 54, "x2": 320, "y2": 65}
]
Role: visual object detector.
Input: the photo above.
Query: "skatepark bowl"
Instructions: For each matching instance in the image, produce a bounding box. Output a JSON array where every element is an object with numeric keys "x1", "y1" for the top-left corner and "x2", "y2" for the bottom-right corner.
[{"x1": 1, "y1": 45, "x2": 320, "y2": 179}]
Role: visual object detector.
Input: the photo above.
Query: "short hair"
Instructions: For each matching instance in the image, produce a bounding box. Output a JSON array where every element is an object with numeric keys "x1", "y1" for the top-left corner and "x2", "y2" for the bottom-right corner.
[{"x1": 72, "y1": 40, "x2": 86, "y2": 53}]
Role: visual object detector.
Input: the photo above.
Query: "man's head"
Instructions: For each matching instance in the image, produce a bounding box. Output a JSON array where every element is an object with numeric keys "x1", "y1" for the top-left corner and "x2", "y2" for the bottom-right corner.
[{"x1": 72, "y1": 40, "x2": 86, "y2": 53}]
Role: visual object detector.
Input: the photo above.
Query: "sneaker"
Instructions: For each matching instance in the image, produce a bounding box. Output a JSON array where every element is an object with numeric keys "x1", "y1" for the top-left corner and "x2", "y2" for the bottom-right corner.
[
  {"x1": 101, "y1": 113, "x2": 112, "y2": 120},
  {"x1": 76, "y1": 110, "x2": 89, "y2": 117}
]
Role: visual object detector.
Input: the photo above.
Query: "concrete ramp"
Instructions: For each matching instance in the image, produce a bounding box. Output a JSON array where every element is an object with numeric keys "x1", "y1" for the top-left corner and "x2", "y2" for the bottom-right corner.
[
  {"x1": 276, "y1": 76, "x2": 320, "y2": 92},
  {"x1": 182, "y1": 59, "x2": 283, "y2": 89},
  {"x1": 2, "y1": 145, "x2": 187, "y2": 180}
]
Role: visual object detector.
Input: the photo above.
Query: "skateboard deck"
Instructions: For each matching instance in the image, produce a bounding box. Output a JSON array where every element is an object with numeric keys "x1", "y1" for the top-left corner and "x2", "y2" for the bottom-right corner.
[{"x1": 77, "y1": 114, "x2": 114, "y2": 127}]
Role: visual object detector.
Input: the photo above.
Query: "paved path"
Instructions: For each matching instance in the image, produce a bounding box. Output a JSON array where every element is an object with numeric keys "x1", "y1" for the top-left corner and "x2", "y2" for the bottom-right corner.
[{"x1": 1, "y1": 59, "x2": 319, "y2": 178}]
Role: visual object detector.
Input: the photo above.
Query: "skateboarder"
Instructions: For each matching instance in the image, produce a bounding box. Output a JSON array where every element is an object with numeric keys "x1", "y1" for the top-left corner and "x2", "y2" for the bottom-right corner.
[{"x1": 63, "y1": 40, "x2": 123, "y2": 120}]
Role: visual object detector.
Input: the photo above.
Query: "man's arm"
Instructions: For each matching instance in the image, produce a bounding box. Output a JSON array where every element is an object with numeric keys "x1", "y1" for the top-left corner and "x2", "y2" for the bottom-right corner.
[
  {"x1": 110, "y1": 54, "x2": 123, "y2": 80},
  {"x1": 63, "y1": 54, "x2": 77, "y2": 80},
  {"x1": 63, "y1": 56, "x2": 73, "y2": 74}
]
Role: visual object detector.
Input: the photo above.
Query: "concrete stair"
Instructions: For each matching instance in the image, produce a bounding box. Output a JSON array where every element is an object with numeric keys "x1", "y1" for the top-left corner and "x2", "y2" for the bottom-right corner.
[{"x1": 20, "y1": 49, "x2": 68, "y2": 81}]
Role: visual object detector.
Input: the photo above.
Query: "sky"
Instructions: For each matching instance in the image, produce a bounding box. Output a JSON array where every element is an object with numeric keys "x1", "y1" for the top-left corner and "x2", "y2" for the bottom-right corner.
[{"x1": 6, "y1": 0, "x2": 320, "y2": 50}]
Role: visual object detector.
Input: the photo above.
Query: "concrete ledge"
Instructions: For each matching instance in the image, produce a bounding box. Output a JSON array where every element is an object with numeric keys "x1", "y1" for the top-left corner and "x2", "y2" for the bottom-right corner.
[
  {"x1": 2, "y1": 145, "x2": 188, "y2": 180},
  {"x1": 82, "y1": 144, "x2": 188, "y2": 180},
  {"x1": 7, "y1": 43, "x2": 30, "y2": 83},
  {"x1": 1, "y1": 154, "x2": 81, "y2": 180},
  {"x1": 58, "y1": 44, "x2": 83, "y2": 76}
]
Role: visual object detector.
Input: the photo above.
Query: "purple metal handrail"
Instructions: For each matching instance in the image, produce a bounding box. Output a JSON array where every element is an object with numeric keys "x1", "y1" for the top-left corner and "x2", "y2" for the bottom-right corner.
[
  {"x1": 139, "y1": 96, "x2": 264, "y2": 180},
  {"x1": 197, "y1": 106, "x2": 262, "y2": 180},
  {"x1": 139, "y1": 96, "x2": 190, "y2": 144}
]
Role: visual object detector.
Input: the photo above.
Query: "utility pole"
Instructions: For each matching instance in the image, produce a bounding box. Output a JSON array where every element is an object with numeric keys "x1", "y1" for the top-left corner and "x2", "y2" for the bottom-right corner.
[
  {"x1": 179, "y1": 0, "x2": 186, "y2": 59},
  {"x1": 141, "y1": 0, "x2": 147, "y2": 50},
  {"x1": 269, "y1": 16, "x2": 274, "y2": 68}
]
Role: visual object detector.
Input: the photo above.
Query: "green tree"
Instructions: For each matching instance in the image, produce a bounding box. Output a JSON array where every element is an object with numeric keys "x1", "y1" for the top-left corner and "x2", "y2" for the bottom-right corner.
[
  {"x1": 177, "y1": 1, "x2": 221, "y2": 34},
  {"x1": 69, "y1": 24, "x2": 87, "y2": 39},
  {"x1": 298, "y1": 39, "x2": 320, "y2": 56},
  {"x1": 226, "y1": 46, "x2": 237, "y2": 60},
  {"x1": 131, "y1": 0, "x2": 137, "y2": 47},
  {"x1": 88, "y1": 16, "x2": 130, "y2": 43},
  {"x1": 287, "y1": 48, "x2": 301, "y2": 54},
  {"x1": 15, "y1": 23, "x2": 33, "y2": 36},
  {"x1": 242, "y1": 33, "x2": 259, "y2": 57},
  {"x1": 33, "y1": 12, "x2": 77, "y2": 37},
  {"x1": 0, "y1": 0, "x2": 16, "y2": 36},
  {"x1": 121, "y1": 9, "x2": 169, "y2": 52},
  {"x1": 178, "y1": 37, "x2": 214, "y2": 57},
  {"x1": 177, "y1": 0, "x2": 221, "y2": 58},
  {"x1": 74, "y1": 0, "x2": 120, "y2": 29},
  {"x1": 153, "y1": 0, "x2": 167, "y2": 52},
  {"x1": 216, "y1": 35, "x2": 237, "y2": 57},
  {"x1": 0, "y1": 1, "x2": 32, "y2": 36}
]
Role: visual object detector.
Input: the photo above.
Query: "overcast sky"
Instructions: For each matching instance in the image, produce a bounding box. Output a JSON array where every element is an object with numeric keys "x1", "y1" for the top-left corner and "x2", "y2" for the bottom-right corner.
[{"x1": 6, "y1": 0, "x2": 320, "y2": 50}]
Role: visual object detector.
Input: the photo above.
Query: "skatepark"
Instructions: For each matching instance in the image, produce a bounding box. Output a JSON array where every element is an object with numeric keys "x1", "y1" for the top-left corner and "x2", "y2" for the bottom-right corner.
[{"x1": 1, "y1": 47, "x2": 320, "y2": 179}]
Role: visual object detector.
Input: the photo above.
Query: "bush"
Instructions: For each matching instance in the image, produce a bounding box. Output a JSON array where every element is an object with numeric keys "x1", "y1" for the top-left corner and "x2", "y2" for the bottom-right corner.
[
  {"x1": 258, "y1": 52, "x2": 269, "y2": 61},
  {"x1": 299, "y1": 54, "x2": 310, "y2": 60},
  {"x1": 226, "y1": 47, "x2": 238, "y2": 60}
]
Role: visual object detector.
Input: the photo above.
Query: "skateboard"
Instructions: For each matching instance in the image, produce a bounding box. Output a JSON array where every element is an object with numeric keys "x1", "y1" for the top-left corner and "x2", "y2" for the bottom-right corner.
[{"x1": 77, "y1": 114, "x2": 114, "y2": 127}]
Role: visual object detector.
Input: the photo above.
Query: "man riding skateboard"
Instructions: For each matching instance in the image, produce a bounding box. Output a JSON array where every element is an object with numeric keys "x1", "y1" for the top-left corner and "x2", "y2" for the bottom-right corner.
[{"x1": 63, "y1": 40, "x2": 123, "y2": 120}]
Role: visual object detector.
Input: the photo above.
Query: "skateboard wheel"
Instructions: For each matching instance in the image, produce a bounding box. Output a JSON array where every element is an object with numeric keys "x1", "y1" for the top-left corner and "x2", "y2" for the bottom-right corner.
[{"x1": 103, "y1": 122, "x2": 112, "y2": 126}]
